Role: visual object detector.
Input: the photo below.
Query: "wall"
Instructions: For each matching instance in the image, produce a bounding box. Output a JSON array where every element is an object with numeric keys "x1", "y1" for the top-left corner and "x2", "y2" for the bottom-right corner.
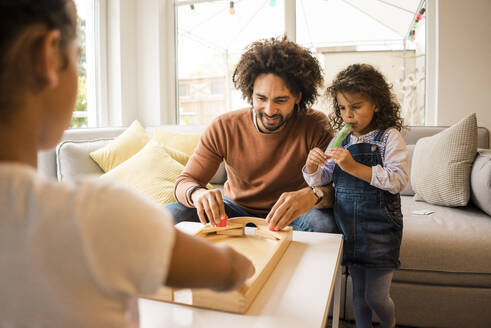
[
  {"x1": 136, "y1": 0, "x2": 161, "y2": 126},
  {"x1": 437, "y1": 0, "x2": 491, "y2": 139}
]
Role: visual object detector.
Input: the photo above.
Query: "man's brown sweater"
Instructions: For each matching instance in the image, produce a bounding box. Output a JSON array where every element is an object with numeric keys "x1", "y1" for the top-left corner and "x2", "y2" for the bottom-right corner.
[{"x1": 174, "y1": 108, "x2": 332, "y2": 214}]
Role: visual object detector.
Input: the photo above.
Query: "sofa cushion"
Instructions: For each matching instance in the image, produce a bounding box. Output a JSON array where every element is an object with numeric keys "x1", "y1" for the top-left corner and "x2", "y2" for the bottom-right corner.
[
  {"x1": 154, "y1": 128, "x2": 201, "y2": 158},
  {"x1": 393, "y1": 267, "x2": 491, "y2": 288},
  {"x1": 159, "y1": 145, "x2": 229, "y2": 184},
  {"x1": 56, "y1": 139, "x2": 109, "y2": 181},
  {"x1": 470, "y1": 149, "x2": 491, "y2": 216},
  {"x1": 89, "y1": 120, "x2": 151, "y2": 172},
  {"x1": 399, "y1": 196, "x2": 491, "y2": 280},
  {"x1": 411, "y1": 113, "x2": 477, "y2": 206},
  {"x1": 154, "y1": 128, "x2": 227, "y2": 184},
  {"x1": 162, "y1": 146, "x2": 189, "y2": 166},
  {"x1": 101, "y1": 139, "x2": 186, "y2": 205}
]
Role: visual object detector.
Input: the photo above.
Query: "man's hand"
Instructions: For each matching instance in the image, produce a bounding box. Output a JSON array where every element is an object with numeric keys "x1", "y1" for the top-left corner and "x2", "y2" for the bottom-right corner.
[
  {"x1": 306, "y1": 147, "x2": 328, "y2": 174},
  {"x1": 191, "y1": 188, "x2": 228, "y2": 226},
  {"x1": 265, "y1": 187, "x2": 318, "y2": 231}
]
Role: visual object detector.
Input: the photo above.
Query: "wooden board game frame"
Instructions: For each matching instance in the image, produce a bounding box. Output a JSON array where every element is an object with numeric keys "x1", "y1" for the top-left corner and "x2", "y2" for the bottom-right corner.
[{"x1": 146, "y1": 217, "x2": 293, "y2": 313}]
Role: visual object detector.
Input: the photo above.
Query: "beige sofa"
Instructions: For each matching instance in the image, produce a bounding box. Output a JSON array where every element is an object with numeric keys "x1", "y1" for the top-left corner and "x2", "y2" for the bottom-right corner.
[{"x1": 37, "y1": 125, "x2": 491, "y2": 328}]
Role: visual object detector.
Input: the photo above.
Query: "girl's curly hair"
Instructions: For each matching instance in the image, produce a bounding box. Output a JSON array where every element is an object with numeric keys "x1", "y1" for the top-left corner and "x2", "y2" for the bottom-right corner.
[
  {"x1": 233, "y1": 36, "x2": 323, "y2": 112},
  {"x1": 327, "y1": 64, "x2": 405, "y2": 131}
]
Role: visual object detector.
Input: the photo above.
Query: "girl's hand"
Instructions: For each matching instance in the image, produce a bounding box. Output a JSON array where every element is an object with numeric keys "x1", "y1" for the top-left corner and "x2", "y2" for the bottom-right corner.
[
  {"x1": 306, "y1": 147, "x2": 328, "y2": 173},
  {"x1": 326, "y1": 147, "x2": 356, "y2": 172}
]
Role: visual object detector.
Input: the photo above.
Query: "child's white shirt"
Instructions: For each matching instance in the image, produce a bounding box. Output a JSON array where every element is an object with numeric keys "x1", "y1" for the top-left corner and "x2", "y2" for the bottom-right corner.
[
  {"x1": 303, "y1": 129, "x2": 409, "y2": 194},
  {"x1": 0, "y1": 162, "x2": 175, "y2": 327}
]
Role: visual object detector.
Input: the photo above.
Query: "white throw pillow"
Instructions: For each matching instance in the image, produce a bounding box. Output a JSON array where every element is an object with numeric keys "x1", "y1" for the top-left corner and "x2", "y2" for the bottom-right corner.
[
  {"x1": 470, "y1": 149, "x2": 491, "y2": 215},
  {"x1": 56, "y1": 139, "x2": 110, "y2": 181},
  {"x1": 411, "y1": 113, "x2": 477, "y2": 206},
  {"x1": 400, "y1": 145, "x2": 415, "y2": 196}
]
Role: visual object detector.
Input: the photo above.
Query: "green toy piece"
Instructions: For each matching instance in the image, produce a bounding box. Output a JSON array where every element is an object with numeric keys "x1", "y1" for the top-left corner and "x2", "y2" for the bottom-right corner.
[{"x1": 331, "y1": 124, "x2": 352, "y2": 148}]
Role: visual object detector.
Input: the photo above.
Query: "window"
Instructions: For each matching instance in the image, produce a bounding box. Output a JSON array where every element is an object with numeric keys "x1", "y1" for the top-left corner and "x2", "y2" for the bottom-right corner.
[
  {"x1": 211, "y1": 81, "x2": 225, "y2": 95},
  {"x1": 72, "y1": 0, "x2": 99, "y2": 128},
  {"x1": 296, "y1": 0, "x2": 426, "y2": 126},
  {"x1": 179, "y1": 83, "x2": 188, "y2": 97},
  {"x1": 174, "y1": 0, "x2": 427, "y2": 126},
  {"x1": 175, "y1": 0, "x2": 285, "y2": 125}
]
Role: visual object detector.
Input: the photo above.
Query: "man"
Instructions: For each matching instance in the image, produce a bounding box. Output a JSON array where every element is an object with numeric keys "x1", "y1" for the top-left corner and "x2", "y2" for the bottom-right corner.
[{"x1": 167, "y1": 37, "x2": 337, "y2": 232}]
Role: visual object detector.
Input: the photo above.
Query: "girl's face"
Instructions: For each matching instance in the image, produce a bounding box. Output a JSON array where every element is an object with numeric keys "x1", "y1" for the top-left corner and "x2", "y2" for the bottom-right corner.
[{"x1": 336, "y1": 92, "x2": 378, "y2": 137}]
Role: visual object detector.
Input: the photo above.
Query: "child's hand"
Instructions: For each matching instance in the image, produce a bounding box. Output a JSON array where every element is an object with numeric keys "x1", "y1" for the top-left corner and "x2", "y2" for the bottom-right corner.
[
  {"x1": 326, "y1": 147, "x2": 356, "y2": 172},
  {"x1": 306, "y1": 147, "x2": 328, "y2": 173}
]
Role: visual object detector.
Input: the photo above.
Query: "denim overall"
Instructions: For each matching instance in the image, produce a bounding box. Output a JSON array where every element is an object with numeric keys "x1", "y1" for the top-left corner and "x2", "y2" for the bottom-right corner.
[{"x1": 333, "y1": 130, "x2": 403, "y2": 269}]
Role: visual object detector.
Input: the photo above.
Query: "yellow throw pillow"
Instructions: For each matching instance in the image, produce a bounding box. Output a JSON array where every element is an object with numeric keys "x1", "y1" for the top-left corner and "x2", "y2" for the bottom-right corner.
[
  {"x1": 101, "y1": 139, "x2": 184, "y2": 205},
  {"x1": 90, "y1": 120, "x2": 151, "y2": 172},
  {"x1": 154, "y1": 129, "x2": 201, "y2": 156},
  {"x1": 162, "y1": 145, "x2": 190, "y2": 166}
]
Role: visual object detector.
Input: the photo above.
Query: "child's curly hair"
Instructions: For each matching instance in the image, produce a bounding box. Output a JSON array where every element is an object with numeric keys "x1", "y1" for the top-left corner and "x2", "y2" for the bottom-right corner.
[
  {"x1": 233, "y1": 36, "x2": 323, "y2": 112},
  {"x1": 327, "y1": 64, "x2": 404, "y2": 131}
]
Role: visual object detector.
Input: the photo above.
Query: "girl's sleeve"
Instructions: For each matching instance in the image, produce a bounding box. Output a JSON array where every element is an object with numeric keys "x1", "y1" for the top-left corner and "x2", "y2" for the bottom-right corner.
[
  {"x1": 370, "y1": 129, "x2": 409, "y2": 194},
  {"x1": 303, "y1": 137, "x2": 337, "y2": 187}
]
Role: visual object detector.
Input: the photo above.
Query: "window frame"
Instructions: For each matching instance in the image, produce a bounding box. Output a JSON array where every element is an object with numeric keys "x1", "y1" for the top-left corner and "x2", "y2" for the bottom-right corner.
[
  {"x1": 171, "y1": 0, "x2": 297, "y2": 125},
  {"x1": 92, "y1": 0, "x2": 109, "y2": 127},
  {"x1": 71, "y1": 0, "x2": 108, "y2": 129},
  {"x1": 172, "y1": 0, "x2": 429, "y2": 126}
]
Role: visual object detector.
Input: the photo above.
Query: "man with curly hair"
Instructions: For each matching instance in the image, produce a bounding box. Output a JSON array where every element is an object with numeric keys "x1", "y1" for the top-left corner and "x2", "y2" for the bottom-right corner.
[{"x1": 167, "y1": 37, "x2": 338, "y2": 232}]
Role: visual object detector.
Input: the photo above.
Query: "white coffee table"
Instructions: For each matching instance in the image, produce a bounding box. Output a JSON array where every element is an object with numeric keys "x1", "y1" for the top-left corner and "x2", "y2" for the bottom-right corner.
[{"x1": 139, "y1": 222, "x2": 343, "y2": 328}]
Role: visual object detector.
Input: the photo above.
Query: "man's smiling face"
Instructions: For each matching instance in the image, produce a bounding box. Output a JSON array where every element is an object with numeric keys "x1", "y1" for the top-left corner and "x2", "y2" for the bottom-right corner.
[{"x1": 252, "y1": 73, "x2": 301, "y2": 133}]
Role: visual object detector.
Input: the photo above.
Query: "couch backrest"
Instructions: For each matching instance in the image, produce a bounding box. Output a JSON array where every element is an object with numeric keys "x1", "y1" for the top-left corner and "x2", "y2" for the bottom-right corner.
[
  {"x1": 37, "y1": 125, "x2": 207, "y2": 179},
  {"x1": 404, "y1": 126, "x2": 489, "y2": 147},
  {"x1": 37, "y1": 124, "x2": 490, "y2": 181}
]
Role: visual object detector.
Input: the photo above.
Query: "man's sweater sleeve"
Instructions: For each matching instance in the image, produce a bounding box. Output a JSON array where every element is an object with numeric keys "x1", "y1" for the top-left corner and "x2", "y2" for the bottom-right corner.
[
  {"x1": 174, "y1": 120, "x2": 224, "y2": 207},
  {"x1": 309, "y1": 110, "x2": 333, "y2": 151}
]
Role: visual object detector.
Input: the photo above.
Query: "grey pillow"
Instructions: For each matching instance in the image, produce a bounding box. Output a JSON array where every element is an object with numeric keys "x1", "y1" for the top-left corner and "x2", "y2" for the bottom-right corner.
[
  {"x1": 411, "y1": 113, "x2": 477, "y2": 206},
  {"x1": 470, "y1": 149, "x2": 491, "y2": 215},
  {"x1": 400, "y1": 145, "x2": 415, "y2": 196}
]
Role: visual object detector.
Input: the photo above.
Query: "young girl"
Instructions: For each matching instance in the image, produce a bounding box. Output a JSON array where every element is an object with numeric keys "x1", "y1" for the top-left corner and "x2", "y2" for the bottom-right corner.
[
  {"x1": 0, "y1": 1, "x2": 253, "y2": 326},
  {"x1": 304, "y1": 64, "x2": 409, "y2": 328}
]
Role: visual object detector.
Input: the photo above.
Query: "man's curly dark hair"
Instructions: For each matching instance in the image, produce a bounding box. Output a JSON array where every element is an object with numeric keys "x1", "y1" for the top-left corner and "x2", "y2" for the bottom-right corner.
[
  {"x1": 233, "y1": 36, "x2": 323, "y2": 112},
  {"x1": 327, "y1": 63, "x2": 405, "y2": 131}
]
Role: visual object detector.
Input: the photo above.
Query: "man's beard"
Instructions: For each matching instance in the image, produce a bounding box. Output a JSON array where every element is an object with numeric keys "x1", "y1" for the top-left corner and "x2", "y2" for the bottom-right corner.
[{"x1": 258, "y1": 110, "x2": 295, "y2": 132}]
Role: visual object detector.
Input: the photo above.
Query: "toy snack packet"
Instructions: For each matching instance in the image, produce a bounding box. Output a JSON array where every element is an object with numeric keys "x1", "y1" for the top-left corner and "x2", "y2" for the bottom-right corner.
[{"x1": 330, "y1": 123, "x2": 352, "y2": 148}]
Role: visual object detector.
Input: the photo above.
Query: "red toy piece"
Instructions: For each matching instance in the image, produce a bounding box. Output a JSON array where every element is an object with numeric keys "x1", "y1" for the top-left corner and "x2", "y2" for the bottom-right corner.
[{"x1": 216, "y1": 215, "x2": 228, "y2": 227}]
